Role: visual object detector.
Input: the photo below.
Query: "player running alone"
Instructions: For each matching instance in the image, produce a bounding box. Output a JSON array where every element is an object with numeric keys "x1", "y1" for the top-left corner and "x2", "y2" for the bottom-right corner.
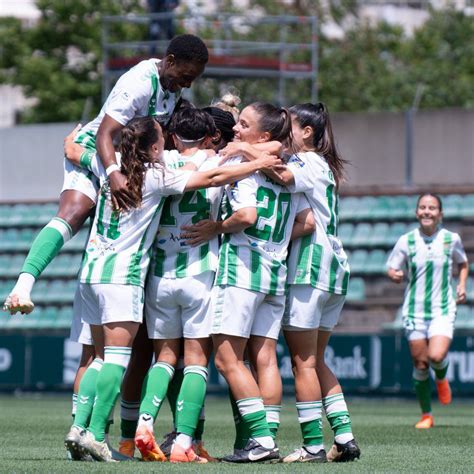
[{"x1": 387, "y1": 193, "x2": 468, "y2": 429}]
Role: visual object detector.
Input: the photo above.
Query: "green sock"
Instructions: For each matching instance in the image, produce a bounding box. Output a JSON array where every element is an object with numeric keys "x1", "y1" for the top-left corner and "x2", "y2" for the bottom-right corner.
[
  {"x1": 139, "y1": 362, "x2": 175, "y2": 423},
  {"x1": 21, "y1": 217, "x2": 72, "y2": 278},
  {"x1": 264, "y1": 405, "x2": 281, "y2": 440},
  {"x1": 323, "y1": 393, "x2": 353, "y2": 439},
  {"x1": 176, "y1": 366, "x2": 208, "y2": 437},
  {"x1": 230, "y1": 393, "x2": 249, "y2": 449},
  {"x1": 296, "y1": 401, "x2": 323, "y2": 446},
  {"x1": 413, "y1": 368, "x2": 432, "y2": 413},
  {"x1": 167, "y1": 366, "x2": 184, "y2": 428},
  {"x1": 237, "y1": 398, "x2": 272, "y2": 440},
  {"x1": 88, "y1": 347, "x2": 131, "y2": 442},
  {"x1": 431, "y1": 359, "x2": 449, "y2": 381},
  {"x1": 73, "y1": 358, "x2": 103, "y2": 430},
  {"x1": 120, "y1": 399, "x2": 140, "y2": 439}
]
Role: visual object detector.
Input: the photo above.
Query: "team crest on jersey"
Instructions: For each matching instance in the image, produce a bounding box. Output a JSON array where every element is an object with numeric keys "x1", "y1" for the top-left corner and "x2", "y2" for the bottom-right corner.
[
  {"x1": 229, "y1": 181, "x2": 239, "y2": 197},
  {"x1": 88, "y1": 235, "x2": 116, "y2": 256},
  {"x1": 289, "y1": 156, "x2": 305, "y2": 167}
]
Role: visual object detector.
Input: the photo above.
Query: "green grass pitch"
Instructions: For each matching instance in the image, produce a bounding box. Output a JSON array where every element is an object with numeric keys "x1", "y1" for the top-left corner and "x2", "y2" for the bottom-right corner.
[{"x1": 1, "y1": 395, "x2": 473, "y2": 472}]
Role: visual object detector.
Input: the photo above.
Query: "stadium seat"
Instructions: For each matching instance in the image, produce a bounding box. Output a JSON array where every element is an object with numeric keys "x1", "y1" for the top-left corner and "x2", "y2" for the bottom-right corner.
[
  {"x1": 369, "y1": 222, "x2": 390, "y2": 247},
  {"x1": 455, "y1": 305, "x2": 472, "y2": 329},
  {"x1": 358, "y1": 196, "x2": 378, "y2": 221},
  {"x1": 443, "y1": 194, "x2": 463, "y2": 219},
  {"x1": 352, "y1": 223, "x2": 372, "y2": 247},
  {"x1": 56, "y1": 306, "x2": 73, "y2": 329},
  {"x1": 37, "y1": 203, "x2": 57, "y2": 226},
  {"x1": 365, "y1": 250, "x2": 388, "y2": 274},
  {"x1": 386, "y1": 196, "x2": 407, "y2": 220},
  {"x1": 2, "y1": 254, "x2": 24, "y2": 278},
  {"x1": 346, "y1": 277, "x2": 365, "y2": 302},
  {"x1": 387, "y1": 222, "x2": 407, "y2": 246},
  {"x1": 466, "y1": 277, "x2": 474, "y2": 303},
  {"x1": 64, "y1": 227, "x2": 89, "y2": 251},
  {"x1": 339, "y1": 197, "x2": 359, "y2": 221},
  {"x1": 460, "y1": 194, "x2": 474, "y2": 218},
  {"x1": 349, "y1": 249, "x2": 368, "y2": 274},
  {"x1": 338, "y1": 223, "x2": 354, "y2": 245},
  {"x1": 35, "y1": 306, "x2": 60, "y2": 328},
  {"x1": 371, "y1": 196, "x2": 390, "y2": 220},
  {"x1": 46, "y1": 280, "x2": 76, "y2": 304},
  {"x1": 31, "y1": 281, "x2": 52, "y2": 304}
]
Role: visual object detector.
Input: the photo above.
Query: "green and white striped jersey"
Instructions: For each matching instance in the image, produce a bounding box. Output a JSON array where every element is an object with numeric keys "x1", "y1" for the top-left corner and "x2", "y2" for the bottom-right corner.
[
  {"x1": 387, "y1": 227, "x2": 467, "y2": 321},
  {"x1": 79, "y1": 167, "x2": 192, "y2": 287},
  {"x1": 216, "y1": 172, "x2": 309, "y2": 296},
  {"x1": 151, "y1": 154, "x2": 224, "y2": 278},
  {"x1": 286, "y1": 152, "x2": 350, "y2": 295},
  {"x1": 74, "y1": 59, "x2": 180, "y2": 154}
]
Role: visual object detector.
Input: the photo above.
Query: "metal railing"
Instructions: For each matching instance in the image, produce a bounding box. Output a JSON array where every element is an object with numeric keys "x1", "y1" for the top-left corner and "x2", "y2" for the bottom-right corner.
[{"x1": 101, "y1": 13, "x2": 318, "y2": 106}]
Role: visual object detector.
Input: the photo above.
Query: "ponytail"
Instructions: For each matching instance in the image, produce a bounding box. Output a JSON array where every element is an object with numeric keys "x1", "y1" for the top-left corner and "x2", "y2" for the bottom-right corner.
[
  {"x1": 250, "y1": 102, "x2": 293, "y2": 149},
  {"x1": 118, "y1": 116, "x2": 162, "y2": 209},
  {"x1": 289, "y1": 102, "x2": 348, "y2": 187}
]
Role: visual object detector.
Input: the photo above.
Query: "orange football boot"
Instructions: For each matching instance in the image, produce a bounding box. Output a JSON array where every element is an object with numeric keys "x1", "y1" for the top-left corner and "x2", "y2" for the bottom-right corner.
[
  {"x1": 194, "y1": 441, "x2": 218, "y2": 462},
  {"x1": 134, "y1": 426, "x2": 166, "y2": 462},
  {"x1": 436, "y1": 378, "x2": 452, "y2": 405},
  {"x1": 415, "y1": 414, "x2": 434, "y2": 429},
  {"x1": 170, "y1": 444, "x2": 208, "y2": 463},
  {"x1": 118, "y1": 439, "x2": 135, "y2": 458}
]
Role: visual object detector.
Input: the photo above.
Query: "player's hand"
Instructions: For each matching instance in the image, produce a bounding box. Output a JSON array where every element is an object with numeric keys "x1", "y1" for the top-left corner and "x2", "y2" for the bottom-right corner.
[
  {"x1": 255, "y1": 153, "x2": 285, "y2": 174},
  {"x1": 108, "y1": 171, "x2": 135, "y2": 211},
  {"x1": 456, "y1": 284, "x2": 466, "y2": 304},
  {"x1": 63, "y1": 124, "x2": 85, "y2": 164},
  {"x1": 388, "y1": 269, "x2": 404, "y2": 283},
  {"x1": 180, "y1": 219, "x2": 218, "y2": 246},
  {"x1": 219, "y1": 142, "x2": 248, "y2": 164}
]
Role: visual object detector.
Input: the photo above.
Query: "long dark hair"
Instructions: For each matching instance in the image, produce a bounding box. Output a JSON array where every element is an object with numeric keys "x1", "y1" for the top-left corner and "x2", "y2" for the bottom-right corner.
[
  {"x1": 119, "y1": 116, "x2": 163, "y2": 209},
  {"x1": 289, "y1": 102, "x2": 347, "y2": 187},
  {"x1": 250, "y1": 102, "x2": 293, "y2": 147}
]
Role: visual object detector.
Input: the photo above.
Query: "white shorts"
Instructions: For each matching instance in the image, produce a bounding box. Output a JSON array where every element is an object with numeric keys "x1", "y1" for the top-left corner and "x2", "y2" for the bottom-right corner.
[
  {"x1": 211, "y1": 285, "x2": 285, "y2": 340},
  {"x1": 79, "y1": 283, "x2": 144, "y2": 326},
  {"x1": 61, "y1": 158, "x2": 100, "y2": 203},
  {"x1": 145, "y1": 271, "x2": 214, "y2": 340},
  {"x1": 283, "y1": 285, "x2": 345, "y2": 331},
  {"x1": 405, "y1": 315, "x2": 455, "y2": 341},
  {"x1": 70, "y1": 284, "x2": 93, "y2": 345}
]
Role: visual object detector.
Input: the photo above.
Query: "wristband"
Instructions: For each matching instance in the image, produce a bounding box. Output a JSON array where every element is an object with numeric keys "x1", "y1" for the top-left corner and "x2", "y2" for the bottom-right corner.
[{"x1": 105, "y1": 164, "x2": 120, "y2": 176}]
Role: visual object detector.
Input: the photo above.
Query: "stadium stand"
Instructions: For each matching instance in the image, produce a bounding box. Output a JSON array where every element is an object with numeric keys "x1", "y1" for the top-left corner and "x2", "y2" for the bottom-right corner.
[{"x1": 0, "y1": 194, "x2": 473, "y2": 333}]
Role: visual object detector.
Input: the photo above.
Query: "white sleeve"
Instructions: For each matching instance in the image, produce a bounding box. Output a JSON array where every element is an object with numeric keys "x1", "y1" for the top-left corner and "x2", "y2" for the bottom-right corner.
[
  {"x1": 286, "y1": 154, "x2": 320, "y2": 193},
  {"x1": 386, "y1": 235, "x2": 408, "y2": 270},
  {"x1": 145, "y1": 168, "x2": 192, "y2": 196},
  {"x1": 296, "y1": 194, "x2": 311, "y2": 214},
  {"x1": 227, "y1": 175, "x2": 258, "y2": 211},
  {"x1": 102, "y1": 69, "x2": 151, "y2": 126},
  {"x1": 162, "y1": 169, "x2": 193, "y2": 196},
  {"x1": 452, "y1": 233, "x2": 468, "y2": 263},
  {"x1": 80, "y1": 151, "x2": 121, "y2": 185}
]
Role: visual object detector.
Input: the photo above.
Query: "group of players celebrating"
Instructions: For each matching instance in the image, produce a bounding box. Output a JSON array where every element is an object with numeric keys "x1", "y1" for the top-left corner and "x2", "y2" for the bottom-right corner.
[{"x1": 3, "y1": 32, "x2": 467, "y2": 464}]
